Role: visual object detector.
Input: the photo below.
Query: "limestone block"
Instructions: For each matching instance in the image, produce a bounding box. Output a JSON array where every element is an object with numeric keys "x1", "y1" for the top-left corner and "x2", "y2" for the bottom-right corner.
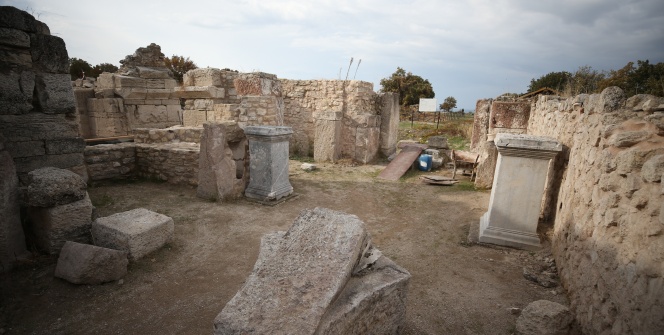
[
  {"x1": 428, "y1": 136, "x2": 449, "y2": 149},
  {"x1": 114, "y1": 87, "x2": 147, "y2": 99},
  {"x1": 314, "y1": 114, "x2": 341, "y2": 162},
  {"x1": 166, "y1": 105, "x2": 181, "y2": 122},
  {"x1": 45, "y1": 138, "x2": 85, "y2": 155},
  {"x1": 145, "y1": 89, "x2": 172, "y2": 99},
  {"x1": 234, "y1": 72, "x2": 281, "y2": 96},
  {"x1": 214, "y1": 207, "x2": 410, "y2": 334},
  {"x1": 0, "y1": 6, "x2": 50, "y2": 33},
  {"x1": 23, "y1": 167, "x2": 87, "y2": 207},
  {"x1": 317, "y1": 256, "x2": 410, "y2": 334},
  {"x1": 214, "y1": 207, "x2": 368, "y2": 334},
  {"x1": 183, "y1": 68, "x2": 222, "y2": 87},
  {"x1": 34, "y1": 73, "x2": 76, "y2": 114},
  {"x1": 145, "y1": 79, "x2": 165, "y2": 89},
  {"x1": 197, "y1": 122, "x2": 248, "y2": 201},
  {"x1": 642, "y1": 154, "x2": 664, "y2": 182},
  {"x1": 644, "y1": 113, "x2": 664, "y2": 136},
  {"x1": 182, "y1": 110, "x2": 207, "y2": 127},
  {"x1": 5, "y1": 140, "x2": 45, "y2": 158},
  {"x1": 173, "y1": 86, "x2": 225, "y2": 99},
  {"x1": 136, "y1": 66, "x2": 171, "y2": 79},
  {"x1": 379, "y1": 92, "x2": 400, "y2": 157},
  {"x1": 114, "y1": 75, "x2": 146, "y2": 88},
  {"x1": 244, "y1": 126, "x2": 293, "y2": 201},
  {"x1": 598, "y1": 86, "x2": 625, "y2": 113},
  {"x1": 0, "y1": 72, "x2": 34, "y2": 115},
  {"x1": 91, "y1": 208, "x2": 174, "y2": 261},
  {"x1": 609, "y1": 130, "x2": 651, "y2": 147},
  {"x1": 54, "y1": 241, "x2": 128, "y2": 284},
  {"x1": 515, "y1": 300, "x2": 573, "y2": 335},
  {"x1": 0, "y1": 27, "x2": 30, "y2": 48},
  {"x1": 96, "y1": 73, "x2": 115, "y2": 90},
  {"x1": 30, "y1": 34, "x2": 69, "y2": 73},
  {"x1": 28, "y1": 193, "x2": 93, "y2": 254},
  {"x1": 163, "y1": 79, "x2": 177, "y2": 89},
  {"x1": 0, "y1": 149, "x2": 27, "y2": 271}
]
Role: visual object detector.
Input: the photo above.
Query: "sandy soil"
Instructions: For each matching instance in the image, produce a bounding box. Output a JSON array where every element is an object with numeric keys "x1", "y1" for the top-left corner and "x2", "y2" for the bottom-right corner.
[{"x1": 1, "y1": 160, "x2": 567, "y2": 335}]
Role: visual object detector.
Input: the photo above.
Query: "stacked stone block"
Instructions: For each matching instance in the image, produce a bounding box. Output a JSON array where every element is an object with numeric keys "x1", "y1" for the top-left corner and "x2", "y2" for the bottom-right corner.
[
  {"x1": 135, "y1": 142, "x2": 199, "y2": 186},
  {"x1": 0, "y1": 134, "x2": 27, "y2": 271},
  {"x1": 0, "y1": 6, "x2": 86, "y2": 182},
  {"x1": 133, "y1": 126, "x2": 203, "y2": 144},
  {"x1": 84, "y1": 143, "x2": 136, "y2": 181},
  {"x1": 82, "y1": 44, "x2": 182, "y2": 138}
]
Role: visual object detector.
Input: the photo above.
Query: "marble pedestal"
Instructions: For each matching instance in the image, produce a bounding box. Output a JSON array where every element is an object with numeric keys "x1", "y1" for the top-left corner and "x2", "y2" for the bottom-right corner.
[
  {"x1": 478, "y1": 133, "x2": 562, "y2": 250},
  {"x1": 244, "y1": 126, "x2": 293, "y2": 201}
]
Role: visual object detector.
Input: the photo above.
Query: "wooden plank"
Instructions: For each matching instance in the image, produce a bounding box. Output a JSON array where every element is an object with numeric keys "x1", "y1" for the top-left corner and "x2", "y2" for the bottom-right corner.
[
  {"x1": 377, "y1": 145, "x2": 425, "y2": 181},
  {"x1": 84, "y1": 135, "x2": 135, "y2": 143}
]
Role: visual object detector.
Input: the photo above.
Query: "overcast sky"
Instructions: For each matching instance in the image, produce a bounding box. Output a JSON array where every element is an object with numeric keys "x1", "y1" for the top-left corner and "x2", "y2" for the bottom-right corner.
[{"x1": 4, "y1": 0, "x2": 664, "y2": 110}]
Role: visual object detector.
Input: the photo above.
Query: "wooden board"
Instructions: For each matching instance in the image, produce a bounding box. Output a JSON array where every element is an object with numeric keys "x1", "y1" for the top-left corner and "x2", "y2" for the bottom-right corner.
[{"x1": 377, "y1": 145, "x2": 426, "y2": 181}]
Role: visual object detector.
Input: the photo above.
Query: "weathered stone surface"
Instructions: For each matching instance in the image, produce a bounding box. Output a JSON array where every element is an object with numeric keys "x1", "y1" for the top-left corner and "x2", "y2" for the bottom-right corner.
[
  {"x1": 173, "y1": 86, "x2": 225, "y2": 99},
  {"x1": 23, "y1": 167, "x2": 87, "y2": 207},
  {"x1": 317, "y1": 255, "x2": 410, "y2": 335},
  {"x1": 609, "y1": 130, "x2": 651, "y2": 147},
  {"x1": 516, "y1": 300, "x2": 573, "y2": 335},
  {"x1": 183, "y1": 68, "x2": 222, "y2": 87},
  {"x1": 379, "y1": 92, "x2": 400, "y2": 157},
  {"x1": 314, "y1": 112, "x2": 342, "y2": 162},
  {"x1": 0, "y1": 6, "x2": 48, "y2": 33},
  {"x1": 28, "y1": 193, "x2": 93, "y2": 254},
  {"x1": 244, "y1": 126, "x2": 293, "y2": 201},
  {"x1": 34, "y1": 73, "x2": 76, "y2": 114},
  {"x1": 214, "y1": 207, "x2": 368, "y2": 334},
  {"x1": 197, "y1": 122, "x2": 248, "y2": 201},
  {"x1": 427, "y1": 136, "x2": 449, "y2": 149},
  {"x1": 91, "y1": 208, "x2": 174, "y2": 261},
  {"x1": 30, "y1": 34, "x2": 69, "y2": 73},
  {"x1": 234, "y1": 72, "x2": 281, "y2": 96},
  {"x1": 118, "y1": 43, "x2": 167, "y2": 73},
  {"x1": 0, "y1": 72, "x2": 35, "y2": 115},
  {"x1": 45, "y1": 138, "x2": 86, "y2": 155},
  {"x1": 0, "y1": 147, "x2": 27, "y2": 271},
  {"x1": 0, "y1": 27, "x2": 30, "y2": 48},
  {"x1": 598, "y1": 86, "x2": 625, "y2": 113},
  {"x1": 54, "y1": 241, "x2": 128, "y2": 284},
  {"x1": 642, "y1": 154, "x2": 664, "y2": 182}
]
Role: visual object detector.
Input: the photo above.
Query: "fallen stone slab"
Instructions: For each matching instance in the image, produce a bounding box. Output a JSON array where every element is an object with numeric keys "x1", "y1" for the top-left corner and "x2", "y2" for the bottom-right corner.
[
  {"x1": 91, "y1": 208, "x2": 174, "y2": 261},
  {"x1": 55, "y1": 241, "x2": 128, "y2": 284},
  {"x1": 214, "y1": 207, "x2": 411, "y2": 335},
  {"x1": 516, "y1": 300, "x2": 573, "y2": 335},
  {"x1": 22, "y1": 167, "x2": 87, "y2": 207}
]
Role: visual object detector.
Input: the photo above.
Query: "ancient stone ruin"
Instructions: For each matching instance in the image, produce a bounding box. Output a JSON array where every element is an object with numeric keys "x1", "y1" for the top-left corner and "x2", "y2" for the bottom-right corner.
[
  {"x1": 214, "y1": 207, "x2": 411, "y2": 334},
  {"x1": 471, "y1": 88, "x2": 664, "y2": 334}
]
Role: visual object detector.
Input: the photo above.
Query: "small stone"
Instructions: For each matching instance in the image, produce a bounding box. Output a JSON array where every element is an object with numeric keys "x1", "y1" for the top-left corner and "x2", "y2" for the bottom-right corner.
[
  {"x1": 516, "y1": 300, "x2": 573, "y2": 335},
  {"x1": 641, "y1": 154, "x2": 664, "y2": 182},
  {"x1": 118, "y1": 279, "x2": 124, "y2": 285},
  {"x1": 510, "y1": 307, "x2": 521, "y2": 315},
  {"x1": 301, "y1": 163, "x2": 317, "y2": 171}
]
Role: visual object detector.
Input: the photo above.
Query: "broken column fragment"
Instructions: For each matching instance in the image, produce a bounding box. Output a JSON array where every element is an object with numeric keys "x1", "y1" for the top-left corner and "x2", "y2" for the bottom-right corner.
[{"x1": 213, "y1": 207, "x2": 411, "y2": 335}]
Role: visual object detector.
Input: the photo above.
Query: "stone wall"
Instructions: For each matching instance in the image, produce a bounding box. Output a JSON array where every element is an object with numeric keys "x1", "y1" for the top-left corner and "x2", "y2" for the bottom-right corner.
[
  {"x1": 84, "y1": 143, "x2": 136, "y2": 182},
  {"x1": 133, "y1": 126, "x2": 203, "y2": 144},
  {"x1": 135, "y1": 143, "x2": 199, "y2": 186},
  {"x1": 281, "y1": 80, "x2": 383, "y2": 162},
  {"x1": 524, "y1": 88, "x2": 664, "y2": 334},
  {"x1": 0, "y1": 6, "x2": 86, "y2": 182},
  {"x1": 78, "y1": 44, "x2": 183, "y2": 138}
]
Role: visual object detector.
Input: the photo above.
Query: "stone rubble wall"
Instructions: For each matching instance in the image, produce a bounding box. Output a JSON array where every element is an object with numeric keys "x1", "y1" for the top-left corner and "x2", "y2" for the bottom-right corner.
[
  {"x1": 0, "y1": 6, "x2": 86, "y2": 183},
  {"x1": 525, "y1": 88, "x2": 664, "y2": 334},
  {"x1": 280, "y1": 80, "x2": 382, "y2": 162},
  {"x1": 133, "y1": 126, "x2": 203, "y2": 144},
  {"x1": 84, "y1": 143, "x2": 136, "y2": 181}
]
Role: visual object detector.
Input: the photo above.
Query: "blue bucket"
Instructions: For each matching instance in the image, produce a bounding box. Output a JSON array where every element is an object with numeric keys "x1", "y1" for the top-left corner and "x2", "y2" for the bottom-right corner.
[{"x1": 417, "y1": 154, "x2": 433, "y2": 171}]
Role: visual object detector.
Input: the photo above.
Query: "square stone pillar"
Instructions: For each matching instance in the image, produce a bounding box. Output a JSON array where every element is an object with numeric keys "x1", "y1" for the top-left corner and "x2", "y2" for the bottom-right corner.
[
  {"x1": 479, "y1": 133, "x2": 562, "y2": 250},
  {"x1": 314, "y1": 112, "x2": 342, "y2": 162},
  {"x1": 244, "y1": 126, "x2": 294, "y2": 201}
]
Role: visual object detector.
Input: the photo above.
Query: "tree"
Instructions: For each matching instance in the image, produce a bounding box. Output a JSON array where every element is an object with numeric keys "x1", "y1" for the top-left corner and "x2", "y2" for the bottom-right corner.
[
  {"x1": 527, "y1": 71, "x2": 572, "y2": 93},
  {"x1": 69, "y1": 58, "x2": 93, "y2": 80},
  {"x1": 598, "y1": 60, "x2": 664, "y2": 97},
  {"x1": 380, "y1": 67, "x2": 435, "y2": 106},
  {"x1": 440, "y1": 96, "x2": 457, "y2": 113},
  {"x1": 91, "y1": 63, "x2": 118, "y2": 77},
  {"x1": 165, "y1": 55, "x2": 198, "y2": 83},
  {"x1": 566, "y1": 65, "x2": 605, "y2": 95}
]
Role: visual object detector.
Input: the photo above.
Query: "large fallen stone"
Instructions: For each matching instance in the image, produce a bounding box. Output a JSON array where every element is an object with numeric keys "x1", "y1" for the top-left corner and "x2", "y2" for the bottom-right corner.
[
  {"x1": 214, "y1": 207, "x2": 410, "y2": 335},
  {"x1": 55, "y1": 241, "x2": 128, "y2": 284},
  {"x1": 27, "y1": 193, "x2": 93, "y2": 254},
  {"x1": 516, "y1": 300, "x2": 573, "y2": 335},
  {"x1": 22, "y1": 167, "x2": 87, "y2": 207},
  {"x1": 91, "y1": 208, "x2": 174, "y2": 261}
]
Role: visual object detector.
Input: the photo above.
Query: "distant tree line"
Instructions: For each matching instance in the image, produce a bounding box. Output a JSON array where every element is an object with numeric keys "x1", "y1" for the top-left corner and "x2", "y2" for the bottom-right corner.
[
  {"x1": 69, "y1": 55, "x2": 198, "y2": 83},
  {"x1": 528, "y1": 60, "x2": 664, "y2": 98}
]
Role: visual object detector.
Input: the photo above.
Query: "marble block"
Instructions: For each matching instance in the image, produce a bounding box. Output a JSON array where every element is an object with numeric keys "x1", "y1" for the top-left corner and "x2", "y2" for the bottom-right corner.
[
  {"x1": 478, "y1": 134, "x2": 562, "y2": 250},
  {"x1": 244, "y1": 126, "x2": 293, "y2": 201}
]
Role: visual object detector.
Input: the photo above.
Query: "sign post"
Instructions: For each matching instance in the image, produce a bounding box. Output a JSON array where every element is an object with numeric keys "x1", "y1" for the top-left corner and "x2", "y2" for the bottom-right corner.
[{"x1": 418, "y1": 98, "x2": 438, "y2": 128}]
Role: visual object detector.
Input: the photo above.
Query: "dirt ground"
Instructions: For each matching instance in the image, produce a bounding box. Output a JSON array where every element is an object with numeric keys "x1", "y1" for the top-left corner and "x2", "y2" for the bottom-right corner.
[{"x1": 1, "y1": 160, "x2": 568, "y2": 335}]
